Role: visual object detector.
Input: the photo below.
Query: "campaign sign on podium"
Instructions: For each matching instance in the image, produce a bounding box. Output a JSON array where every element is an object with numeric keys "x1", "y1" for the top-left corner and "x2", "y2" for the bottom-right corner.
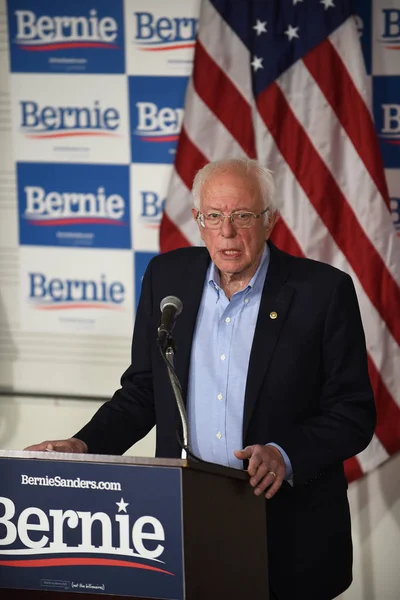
[{"x1": 0, "y1": 457, "x2": 184, "y2": 598}]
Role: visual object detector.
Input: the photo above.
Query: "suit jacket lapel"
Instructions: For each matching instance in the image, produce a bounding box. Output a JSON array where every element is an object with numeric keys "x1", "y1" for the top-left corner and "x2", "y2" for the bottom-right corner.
[{"x1": 243, "y1": 243, "x2": 295, "y2": 440}]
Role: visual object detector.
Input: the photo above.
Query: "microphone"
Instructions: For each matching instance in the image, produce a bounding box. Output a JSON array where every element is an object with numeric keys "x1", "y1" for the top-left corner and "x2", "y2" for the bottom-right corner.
[{"x1": 157, "y1": 295, "x2": 183, "y2": 350}]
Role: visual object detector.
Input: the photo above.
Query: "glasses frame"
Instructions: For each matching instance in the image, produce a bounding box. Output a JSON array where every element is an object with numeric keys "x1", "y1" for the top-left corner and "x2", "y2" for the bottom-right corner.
[{"x1": 196, "y1": 207, "x2": 269, "y2": 229}]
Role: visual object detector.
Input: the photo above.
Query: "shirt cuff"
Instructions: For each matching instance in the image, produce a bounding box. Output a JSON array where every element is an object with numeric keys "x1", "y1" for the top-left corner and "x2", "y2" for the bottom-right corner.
[{"x1": 266, "y1": 443, "x2": 293, "y2": 481}]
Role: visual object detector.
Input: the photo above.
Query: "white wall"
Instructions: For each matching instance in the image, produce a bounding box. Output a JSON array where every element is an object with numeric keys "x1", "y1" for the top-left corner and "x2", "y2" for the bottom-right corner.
[
  {"x1": 0, "y1": 394, "x2": 156, "y2": 456},
  {"x1": 0, "y1": 394, "x2": 398, "y2": 600}
]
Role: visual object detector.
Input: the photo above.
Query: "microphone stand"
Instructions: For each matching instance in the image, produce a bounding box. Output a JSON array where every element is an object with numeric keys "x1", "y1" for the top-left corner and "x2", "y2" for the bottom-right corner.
[{"x1": 161, "y1": 336, "x2": 190, "y2": 459}]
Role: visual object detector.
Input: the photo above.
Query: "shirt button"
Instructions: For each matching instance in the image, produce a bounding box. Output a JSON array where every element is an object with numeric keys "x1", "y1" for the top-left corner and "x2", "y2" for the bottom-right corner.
[
  {"x1": 217, "y1": 393, "x2": 223, "y2": 401},
  {"x1": 220, "y1": 354, "x2": 226, "y2": 361},
  {"x1": 225, "y1": 317, "x2": 231, "y2": 323},
  {"x1": 244, "y1": 299, "x2": 249, "y2": 304},
  {"x1": 216, "y1": 431, "x2": 222, "y2": 439}
]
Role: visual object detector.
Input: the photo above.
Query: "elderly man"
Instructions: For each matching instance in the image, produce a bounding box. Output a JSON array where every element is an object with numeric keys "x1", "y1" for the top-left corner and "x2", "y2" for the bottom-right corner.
[{"x1": 27, "y1": 158, "x2": 376, "y2": 600}]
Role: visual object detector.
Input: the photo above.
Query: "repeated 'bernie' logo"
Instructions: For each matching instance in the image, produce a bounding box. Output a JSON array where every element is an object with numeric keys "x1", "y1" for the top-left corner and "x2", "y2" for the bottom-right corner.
[{"x1": 13, "y1": 9, "x2": 120, "y2": 51}]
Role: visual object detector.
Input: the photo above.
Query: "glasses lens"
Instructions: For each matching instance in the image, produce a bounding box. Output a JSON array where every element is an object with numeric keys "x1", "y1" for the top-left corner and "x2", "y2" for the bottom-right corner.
[
  {"x1": 204, "y1": 213, "x2": 222, "y2": 228},
  {"x1": 231, "y1": 212, "x2": 254, "y2": 228}
]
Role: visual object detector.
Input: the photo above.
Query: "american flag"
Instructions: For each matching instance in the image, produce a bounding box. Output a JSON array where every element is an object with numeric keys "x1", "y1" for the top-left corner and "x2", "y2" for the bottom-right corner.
[{"x1": 160, "y1": 0, "x2": 400, "y2": 482}]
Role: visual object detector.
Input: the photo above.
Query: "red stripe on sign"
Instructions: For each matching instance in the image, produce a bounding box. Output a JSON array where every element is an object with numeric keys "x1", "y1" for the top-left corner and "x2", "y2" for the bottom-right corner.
[
  {"x1": 20, "y1": 43, "x2": 119, "y2": 51},
  {"x1": 34, "y1": 303, "x2": 123, "y2": 311},
  {"x1": 256, "y1": 83, "x2": 400, "y2": 348},
  {"x1": 140, "y1": 135, "x2": 179, "y2": 142},
  {"x1": 303, "y1": 39, "x2": 391, "y2": 208},
  {"x1": 138, "y1": 43, "x2": 196, "y2": 52},
  {"x1": 0, "y1": 557, "x2": 173, "y2": 575},
  {"x1": 26, "y1": 131, "x2": 119, "y2": 139},
  {"x1": 344, "y1": 456, "x2": 364, "y2": 483},
  {"x1": 29, "y1": 219, "x2": 126, "y2": 226},
  {"x1": 368, "y1": 356, "x2": 400, "y2": 456},
  {"x1": 193, "y1": 41, "x2": 256, "y2": 158},
  {"x1": 160, "y1": 211, "x2": 191, "y2": 253}
]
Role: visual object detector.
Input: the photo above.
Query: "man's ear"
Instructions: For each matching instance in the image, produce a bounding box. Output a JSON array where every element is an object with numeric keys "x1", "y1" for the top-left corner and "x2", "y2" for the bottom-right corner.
[
  {"x1": 265, "y1": 211, "x2": 279, "y2": 240},
  {"x1": 192, "y1": 208, "x2": 205, "y2": 240}
]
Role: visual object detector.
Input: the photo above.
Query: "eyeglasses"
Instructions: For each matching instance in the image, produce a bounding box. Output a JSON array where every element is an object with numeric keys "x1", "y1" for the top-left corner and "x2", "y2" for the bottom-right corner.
[{"x1": 196, "y1": 208, "x2": 269, "y2": 230}]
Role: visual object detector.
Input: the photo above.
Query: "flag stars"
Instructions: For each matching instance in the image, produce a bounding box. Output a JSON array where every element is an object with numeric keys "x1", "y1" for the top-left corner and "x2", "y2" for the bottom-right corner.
[
  {"x1": 253, "y1": 19, "x2": 267, "y2": 36},
  {"x1": 284, "y1": 25, "x2": 300, "y2": 41},
  {"x1": 321, "y1": 0, "x2": 335, "y2": 8},
  {"x1": 293, "y1": 0, "x2": 304, "y2": 4},
  {"x1": 251, "y1": 55, "x2": 264, "y2": 71}
]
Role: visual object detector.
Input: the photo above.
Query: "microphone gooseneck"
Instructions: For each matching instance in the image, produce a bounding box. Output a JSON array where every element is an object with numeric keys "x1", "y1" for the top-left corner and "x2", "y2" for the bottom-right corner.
[
  {"x1": 157, "y1": 295, "x2": 190, "y2": 456},
  {"x1": 156, "y1": 295, "x2": 211, "y2": 465}
]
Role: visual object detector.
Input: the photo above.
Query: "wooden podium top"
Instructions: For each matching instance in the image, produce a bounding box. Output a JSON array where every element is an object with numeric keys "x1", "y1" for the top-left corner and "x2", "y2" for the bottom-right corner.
[{"x1": 0, "y1": 448, "x2": 248, "y2": 481}]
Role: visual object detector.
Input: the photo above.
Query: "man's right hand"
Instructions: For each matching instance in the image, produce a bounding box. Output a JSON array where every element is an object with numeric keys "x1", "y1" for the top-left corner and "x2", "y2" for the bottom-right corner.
[{"x1": 24, "y1": 438, "x2": 88, "y2": 454}]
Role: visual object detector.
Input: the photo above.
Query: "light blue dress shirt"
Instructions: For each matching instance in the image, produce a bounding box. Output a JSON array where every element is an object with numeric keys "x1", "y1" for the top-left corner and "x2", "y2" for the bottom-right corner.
[{"x1": 187, "y1": 245, "x2": 293, "y2": 478}]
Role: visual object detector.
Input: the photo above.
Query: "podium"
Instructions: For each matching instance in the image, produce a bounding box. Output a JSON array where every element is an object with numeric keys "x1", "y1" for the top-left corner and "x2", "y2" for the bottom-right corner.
[{"x1": 0, "y1": 450, "x2": 269, "y2": 600}]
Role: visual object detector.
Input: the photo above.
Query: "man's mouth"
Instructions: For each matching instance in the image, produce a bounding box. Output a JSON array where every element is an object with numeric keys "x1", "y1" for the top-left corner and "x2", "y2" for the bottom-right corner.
[{"x1": 221, "y1": 249, "x2": 241, "y2": 256}]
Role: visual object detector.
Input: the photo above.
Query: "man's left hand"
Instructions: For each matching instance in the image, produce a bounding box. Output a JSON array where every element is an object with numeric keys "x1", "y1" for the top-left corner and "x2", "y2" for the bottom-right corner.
[{"x1": 234, "y1": 445, "x2": 286, "y2": 499}]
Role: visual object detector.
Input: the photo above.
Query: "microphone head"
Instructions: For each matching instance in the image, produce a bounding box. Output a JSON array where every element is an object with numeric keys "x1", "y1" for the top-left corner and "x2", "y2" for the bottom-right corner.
[{"x1": 160, "y1": 295, "x2": 183, "y2": 316}]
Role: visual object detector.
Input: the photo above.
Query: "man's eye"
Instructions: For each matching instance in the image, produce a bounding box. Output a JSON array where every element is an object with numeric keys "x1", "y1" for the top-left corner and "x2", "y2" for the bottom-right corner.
[
  {"x1": 236, "y1": 212, "x2": 252, "y2": 219},
  {"x1": 206, "y1": 213, "x2": 221, "y2": 220}
]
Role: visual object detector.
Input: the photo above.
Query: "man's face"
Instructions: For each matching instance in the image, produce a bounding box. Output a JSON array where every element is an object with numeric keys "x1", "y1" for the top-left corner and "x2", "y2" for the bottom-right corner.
[{"x1": 193, "y1": 169, "x2": 276, "y2": 280}]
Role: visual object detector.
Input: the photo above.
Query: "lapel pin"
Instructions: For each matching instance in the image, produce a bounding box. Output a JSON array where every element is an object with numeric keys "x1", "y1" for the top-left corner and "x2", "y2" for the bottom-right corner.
[{"x1": 269, "y1": 311, "x2": 278, "y2": 320}]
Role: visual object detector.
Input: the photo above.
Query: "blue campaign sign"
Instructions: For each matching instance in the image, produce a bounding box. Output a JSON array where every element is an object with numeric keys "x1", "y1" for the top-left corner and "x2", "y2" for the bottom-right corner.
[
  {"x1": 0, "y1": 457, "x2": 184, "y2": 599},
  {"x1": 7, "y1": 0, "x2": 125, "y2": 73},
  {"x1": 17, "y1": 162, "x2": 131, "y2": 249},
  {"x1": 129, "y1": 76, "x2": 188, "y2": 164},
  {"x1": 134, "y1": 251, "x2": 158, "y2": 309},
  {"x1": 353, "y1": 0, "x2": 372, "y2": 75},
  {"x1": 373, "y1": 76, "x2": 400, "y2": 168}
]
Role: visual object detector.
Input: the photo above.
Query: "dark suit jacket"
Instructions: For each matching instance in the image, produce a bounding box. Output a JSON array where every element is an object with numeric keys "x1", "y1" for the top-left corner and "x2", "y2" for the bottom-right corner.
[{"x1": 77, "y1": 242, "x2": 375, "y2": 600}]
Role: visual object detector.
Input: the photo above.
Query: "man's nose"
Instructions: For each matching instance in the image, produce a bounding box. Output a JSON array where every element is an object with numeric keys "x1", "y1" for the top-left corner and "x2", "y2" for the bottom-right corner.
[{"x1": 220, "y1": 216, "x2": 236, "y2": 237}]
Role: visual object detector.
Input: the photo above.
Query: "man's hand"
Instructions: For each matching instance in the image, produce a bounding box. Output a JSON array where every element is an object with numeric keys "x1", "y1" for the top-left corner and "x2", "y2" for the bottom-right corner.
[
  {"x1": 24, "y1": 438, "x2": 88, "y2": 454},
  {"x1": 234, "y1": 444, "x2": 286, "y2": 499}
]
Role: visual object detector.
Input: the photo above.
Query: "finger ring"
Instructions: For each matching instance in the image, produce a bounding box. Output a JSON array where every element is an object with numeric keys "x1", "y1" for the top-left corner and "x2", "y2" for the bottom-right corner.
[{"x1": 268, "y1": 471, "x2": 277, "y2": 478}]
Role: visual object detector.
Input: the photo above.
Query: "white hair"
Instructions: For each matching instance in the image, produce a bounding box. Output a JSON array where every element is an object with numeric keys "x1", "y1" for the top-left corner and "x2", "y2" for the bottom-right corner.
[{"x1": 191, "y1": 158, "x2": 278, "y2": 220}]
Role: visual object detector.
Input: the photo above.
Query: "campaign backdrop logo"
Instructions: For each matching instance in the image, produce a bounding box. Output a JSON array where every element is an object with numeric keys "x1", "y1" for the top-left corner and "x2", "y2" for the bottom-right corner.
[
  {"x1": 7, "y1": 0, "x2": 125, "y2": 73},
  {"x1": 129, "y1": 76, "x2": 188, "y2": 164},
  {"x1": 125, "y1": 0, "x2": 200, "y2": 75},
  {"x1": 20, "y1": 247, "x2": 134, "y2": 335},
  {"x1": 379, "y1": 8, "x2": 400, "y2": 49},
  {"x1": 0, "y1": 458, "x2": 184, "y2": 599},
  {"x1": 131, "y1": 164, "x2": 172, "y2": 252},
  {"x1": 11, "y1": 74, "x2": 130, "y2": 163},
  {"x1": 28, "y1": 272, "x2": 125, "y2": 310},
  {"x1": 17, "y1": 162, "x2": 131, "y2": 249},
  {"x1": 373, "y1": 76, "x2": 400, "y2": 168},
  {"x1": 134, "y1": 251, "x2": 157, "y2": 309},
  {"x1": 373, "y1": 6, "x2": 400, "y2": 74}
]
